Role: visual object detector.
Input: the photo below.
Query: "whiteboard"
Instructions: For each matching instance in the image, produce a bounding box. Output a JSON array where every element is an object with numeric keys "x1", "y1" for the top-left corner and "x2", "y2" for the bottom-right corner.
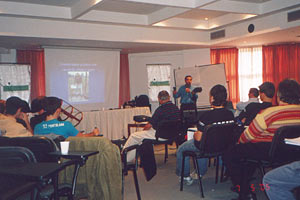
[{"x1": 174, "y1": 63, "x2": 227, "y2": 107}]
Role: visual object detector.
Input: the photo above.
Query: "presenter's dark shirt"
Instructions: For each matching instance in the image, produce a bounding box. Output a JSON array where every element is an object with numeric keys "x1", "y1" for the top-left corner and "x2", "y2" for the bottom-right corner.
[
  {"x1": 237, "y1": 102, "x2": 272, "y2": 125},
  {"x1": 149, "y1": 101, "x2": 180, "y2": 130}
]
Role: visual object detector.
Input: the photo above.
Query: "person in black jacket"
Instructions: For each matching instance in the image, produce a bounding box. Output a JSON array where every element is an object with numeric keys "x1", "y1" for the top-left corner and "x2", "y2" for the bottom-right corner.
[
  {"x1": 236, "y1": 82, "x2": 275, "y2": 126},
  {"x1": 176, "y1": 84, "x2": 234, "y2": 185},
  {"x1": 122, "y1": 90, "x2": 180, "y2": 162}
]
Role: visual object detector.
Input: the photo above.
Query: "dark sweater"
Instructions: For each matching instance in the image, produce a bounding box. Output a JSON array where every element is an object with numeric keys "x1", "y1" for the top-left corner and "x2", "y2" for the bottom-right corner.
[
  {"x1": 195, "y1": 107, "x2": 234, "y2": 148},
  {"x1": 237, "y1": 102, "x2": 272, "y2": 125}
]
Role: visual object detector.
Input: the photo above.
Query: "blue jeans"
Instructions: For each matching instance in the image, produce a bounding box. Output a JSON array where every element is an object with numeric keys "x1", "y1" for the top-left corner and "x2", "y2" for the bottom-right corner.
[
  {"x1": 176, "y1": 139, "x2": 208, "y2": 177},
  {"x1": 263, "y1": 161, "x2": 300, "y2": 200}
]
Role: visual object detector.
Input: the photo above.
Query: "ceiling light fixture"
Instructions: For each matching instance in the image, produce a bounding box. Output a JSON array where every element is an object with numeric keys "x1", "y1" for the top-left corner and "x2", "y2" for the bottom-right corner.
[{"x1": 204, "y1": 18, "x2": 209, "y2": 21}]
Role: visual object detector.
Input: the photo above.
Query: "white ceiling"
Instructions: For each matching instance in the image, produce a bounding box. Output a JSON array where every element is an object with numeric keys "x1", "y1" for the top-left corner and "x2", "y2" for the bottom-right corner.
[{"x1": 0, "y1": 0, "x2": 299, "y2": 53}]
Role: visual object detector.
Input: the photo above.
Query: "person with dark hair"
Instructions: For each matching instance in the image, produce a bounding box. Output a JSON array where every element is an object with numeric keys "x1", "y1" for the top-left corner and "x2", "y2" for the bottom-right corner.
[
  {"x1": 15, "y1": 100, "x2": 33, "y2": 132},
  {"x1": 0, "y1": 96, "x2": 32, "y2": 137},
  {"x1": 223, "y1": 79, "x2": 300, "y2": 200},
  {"x1": 123, "y1": 90, "x2": 180, "y2": 162},
  {"x1": 235, "y1": 88, "x2": 259, "y2": 117},
  {"x1": 237, "y1": 82, "x2": 275, "y2": 126},
  {"x1": 34, "y1": 96, "x2": 99, "y2": 139},
  {"x1": 29, "y1": 96, "x2": 47, "y2": 130},
  {"x1": 173, "y1": 75, "x2": 198, "y2": 110},
  {"x1": 176, "y1": 84, "x2": 234, "y2": 185},
  {"x1": 0, "y1": 100, "x2": 5, "y2": 114}
]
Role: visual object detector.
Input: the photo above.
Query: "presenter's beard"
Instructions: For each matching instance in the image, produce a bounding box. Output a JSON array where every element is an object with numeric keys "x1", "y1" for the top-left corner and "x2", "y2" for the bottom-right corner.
[{"x1": 185, "y1": 84, "x2": 191, "y2": 88}]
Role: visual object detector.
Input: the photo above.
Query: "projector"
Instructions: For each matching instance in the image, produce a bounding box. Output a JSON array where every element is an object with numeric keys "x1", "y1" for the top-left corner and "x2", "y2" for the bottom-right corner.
[{"x1": 133, "y1": 115, "x2": 151, "y2": 122}]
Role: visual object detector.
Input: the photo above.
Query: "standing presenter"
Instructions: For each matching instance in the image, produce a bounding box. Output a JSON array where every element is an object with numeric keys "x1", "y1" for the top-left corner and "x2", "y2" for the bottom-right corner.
[{"x1": 173, "y1": 75, "x2": 198, "y2": 111}]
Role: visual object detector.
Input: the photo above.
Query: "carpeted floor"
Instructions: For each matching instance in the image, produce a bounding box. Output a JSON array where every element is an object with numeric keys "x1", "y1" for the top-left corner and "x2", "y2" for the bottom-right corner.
[{"x1": 123, "y1": 144, "x2": 269, "y2": 200}]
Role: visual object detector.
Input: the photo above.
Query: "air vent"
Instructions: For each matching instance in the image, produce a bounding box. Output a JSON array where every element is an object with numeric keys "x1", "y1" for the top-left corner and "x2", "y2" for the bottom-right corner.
[
  {"x1": 288, "y1": 10, "x2": 300, "y2": 22},
  {"x1": 210, "y1": 29, "x2": 225, "y2": 40}
]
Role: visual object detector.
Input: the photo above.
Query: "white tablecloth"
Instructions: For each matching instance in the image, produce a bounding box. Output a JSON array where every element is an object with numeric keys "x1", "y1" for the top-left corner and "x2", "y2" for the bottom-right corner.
[{"x1": 73, "y1": 107, "x2": 151, "y2": 140}]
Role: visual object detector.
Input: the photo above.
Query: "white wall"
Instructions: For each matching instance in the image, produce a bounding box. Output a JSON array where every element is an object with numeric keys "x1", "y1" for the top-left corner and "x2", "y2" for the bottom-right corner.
[
  {"x1": 0, "y1": 49, "x2": 16, "y2": 63},
  {"x1": 129, "y1": 48, "x2": 210, "y2": 111}
]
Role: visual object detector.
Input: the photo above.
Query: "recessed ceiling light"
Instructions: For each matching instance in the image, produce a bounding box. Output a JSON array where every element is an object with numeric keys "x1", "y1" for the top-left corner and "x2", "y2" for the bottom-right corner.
[{"x1": 204, "y1": 18, "x2": 208, "y2": 21}]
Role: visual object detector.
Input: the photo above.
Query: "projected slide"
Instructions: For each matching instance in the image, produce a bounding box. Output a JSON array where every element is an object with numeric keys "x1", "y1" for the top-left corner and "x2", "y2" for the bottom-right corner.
[
  {"x1": 68, "y1": 71, "x2": 89, "y2": 102},
  {"x1": 52, "y1": 64, "x2": 105, "y2": 104},
  {"x1": 45, "y1": 48, "x2": 120, "y2": 111}
]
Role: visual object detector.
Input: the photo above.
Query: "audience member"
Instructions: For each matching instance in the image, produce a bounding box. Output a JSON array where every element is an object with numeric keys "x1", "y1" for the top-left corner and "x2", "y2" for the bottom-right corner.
[
  {"x1": 30, "y1": 96, "x2": 47, "y2": 130},
  {"x1": 15, "y1": 100, "x2": 33, "y2": 132},
  {"x1": 0, "y1": 100, "x2": 5, "y2": 114},
  {"x1": 263, "y1": 161, "x2": 300, "y2": 200},
  {"x1": 0, "y1": 96, "x2": 32, "y2": 137},
  {"x1": 223, "y1": 79, "x2": 300, "y2": 200},
  {"x1": 234, "y1": 88, "x2": 259, "y2": 117},
  {"x1": 123, "y1": 90, "x2": 180, "y2": 162},
  {"x1": 237, "y1": 82, "x2": 275, "y2": 125},
  {"x1": 34, "y1": 96, "x2": 99, "y2": 138},
  {"x1": 175, "y1": 84, "x2": 234, "y2": 185}
]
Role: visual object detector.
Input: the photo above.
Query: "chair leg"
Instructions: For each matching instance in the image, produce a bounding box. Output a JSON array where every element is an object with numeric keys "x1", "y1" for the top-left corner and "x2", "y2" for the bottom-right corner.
[
  {"x1": 215, "y1": 156, "x2": 219, "y2": 184},
  {"x1": 180, "y1": 154, "x2": 186, "y2": 191},
  {"x1": 164, "y1": 143, "x2": 168, "y2": 163},
  {"x1": 220, "y1": 161, "x2": 225, "y2": 183},
  {"x1": 192, "y1": 157, "x2": 204, "y2": 198},
  {"x1": 132, "y1": 169, "x2": 141, "y2": 200}
]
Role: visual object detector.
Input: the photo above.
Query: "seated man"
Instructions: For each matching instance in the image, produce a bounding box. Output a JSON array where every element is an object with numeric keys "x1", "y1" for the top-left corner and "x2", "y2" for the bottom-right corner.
[
  {"x1": 34, "y1": 96, "x2": 99, "y2": 138},
  {"x1": 175, "y1": 84, "x2": 234, "y2": 185},
  {"x1": 123, "y1": 90, "x2": 180, "y2": 162},
  {"x1": 234, "y1": 88, "x2": 259, "y2": 117},
  {"x1": 263, "y1": 161, "x2": 300, "y2": 200},
  {"x1": 223, "y1": 79, "x2": 300, "y2": 200},
  {"x1": 237, "y1": 82, "x2": 275, "y2": 126},
  {"x1": 30, "y1": 96, "x2": 47, "y2": 130},
  {"x1": 0, "y1": 96, "x2": 32, "y2": 137}
]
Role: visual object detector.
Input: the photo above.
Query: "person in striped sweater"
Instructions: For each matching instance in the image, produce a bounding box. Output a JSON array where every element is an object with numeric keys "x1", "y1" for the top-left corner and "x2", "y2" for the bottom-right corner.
[{"x1": 224, "y1": 79, "x2": 300, "y2": 200}]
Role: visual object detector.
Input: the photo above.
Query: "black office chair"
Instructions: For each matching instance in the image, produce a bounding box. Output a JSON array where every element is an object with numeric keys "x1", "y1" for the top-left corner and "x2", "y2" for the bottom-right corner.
[
  {"x1": 122, "y1": 145, "x2": 141, "y2": 200},
  {"x1": 243, "y1": 125, "x2": 300, "y2": 177},
  {"x1": 0, "y1": 146, "x2": 39, "y2": 200},
  {"x1": 143, "y1": 119, "x2": 183, "y2": 163},
  {"x1": 6, "y1": 136, "x2": 77, "y2": 200},
  {"x1": 111, "y1": 139, "x2": 141, "y2": 200},
  {"x1": 180, "y1": 121, "x2": 236, "y2": 198}
]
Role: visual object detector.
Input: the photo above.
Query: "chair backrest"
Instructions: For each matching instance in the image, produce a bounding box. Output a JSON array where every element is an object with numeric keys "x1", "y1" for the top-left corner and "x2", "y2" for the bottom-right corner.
[
  {"x1": 198, "y1": 121, "x2": 236, "y2": 156},
  {"x1": 8, "y1": 136, "x2": 58, "y2": 162},
  {"x1": 0, "y1": 146, "x2": 37, "y2": 166},
  {"x1": 269, "y1": 125, "x2": 300, "y2": 163},
  {"x1": 155, "y1": 119, "x2": 182, "y2": 139},
  {"x1": 0, "y1": 136, "x2": 11, "y2": 147}
]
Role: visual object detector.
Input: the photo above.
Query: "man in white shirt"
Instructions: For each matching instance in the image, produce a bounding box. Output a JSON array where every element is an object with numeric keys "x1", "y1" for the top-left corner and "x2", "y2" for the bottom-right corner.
[{"x1": 234, "y1": 88, "x2": 259, "y2": 117}]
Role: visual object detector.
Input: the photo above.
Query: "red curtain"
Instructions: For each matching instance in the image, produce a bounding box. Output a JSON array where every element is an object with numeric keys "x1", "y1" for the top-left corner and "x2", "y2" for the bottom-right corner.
[
  {"x1": 211, "y1": 48, "x2": 239, "y2": 107},
  {"x1": 119, "y1": 53, "x2": 130, "y2": 107},
  {"x1": 17, "y1": 49, "x2": 46, "y2": 100},
  {"x1": 263, "y1": 43, "x2": 300, "y2": 104}
]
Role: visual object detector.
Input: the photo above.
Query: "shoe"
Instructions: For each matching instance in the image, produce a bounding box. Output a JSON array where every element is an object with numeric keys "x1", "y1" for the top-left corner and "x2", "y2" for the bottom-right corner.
[{"x1": 179, "y1": 176, "x2": 194, "y2": 186}]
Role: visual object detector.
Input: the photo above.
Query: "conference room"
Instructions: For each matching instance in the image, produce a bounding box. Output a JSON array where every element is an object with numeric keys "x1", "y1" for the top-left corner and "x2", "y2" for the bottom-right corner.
[{"x1": 0, "y1": 0, "x2": 300, "y2": 200}]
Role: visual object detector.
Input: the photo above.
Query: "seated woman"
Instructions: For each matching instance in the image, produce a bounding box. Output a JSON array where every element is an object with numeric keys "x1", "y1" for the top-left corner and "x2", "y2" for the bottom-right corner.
[
  {"x1": 34, "y1": 96, "x2": 99, "y2": 138},
  {"x1": 175, "y1": 84, "x2": 234, "y2": 185}
]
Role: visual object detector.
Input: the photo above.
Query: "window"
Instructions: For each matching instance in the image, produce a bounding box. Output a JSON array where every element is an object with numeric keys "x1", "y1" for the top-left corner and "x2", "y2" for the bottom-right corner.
[
  {"x1": 0, "y1": 64, "x2": 31, "y2": 102},
  {"x1": 238, "y1": 47, "x2": 262, "y2": 102},
  {"x1": 147, "y1": 64, "x2": 171, "y2": 101}
]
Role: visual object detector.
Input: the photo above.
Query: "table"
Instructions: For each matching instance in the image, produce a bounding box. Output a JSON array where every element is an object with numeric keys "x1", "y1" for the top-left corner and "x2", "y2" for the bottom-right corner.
[
  {"x1": 74, "y1": 107, "x2": 151, "y2": 139},
  {"x1": 49, "y1": 151, "x2": 99, "y2": 197},
  {"x1": 0, "y1": 162, "x2": 65, "y2": 200},
  {"x1": 59, "y1": 137, "x2": 122, "y2": 200}
]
